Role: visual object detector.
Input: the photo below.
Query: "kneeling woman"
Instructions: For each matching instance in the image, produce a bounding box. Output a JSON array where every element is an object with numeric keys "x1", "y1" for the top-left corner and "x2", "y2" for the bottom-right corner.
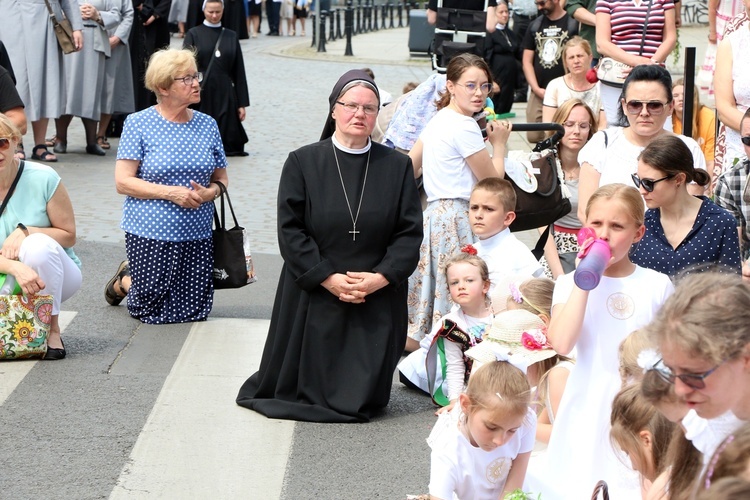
[
  {"x1": 0, "y1": 113, "x2": 82, "y2": 359},
  {"x1": 236, "y1": 70, "x2": 423, "y2": 423},
  {"x1": 107, "y1": 48, "x2": 228, "y2": 324}
]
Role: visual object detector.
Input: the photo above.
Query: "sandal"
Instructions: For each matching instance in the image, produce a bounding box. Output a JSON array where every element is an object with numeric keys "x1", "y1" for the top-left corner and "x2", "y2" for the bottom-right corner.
[
  {"x1": 105, "y1": 260, "x2": 130, "y2": 306},
  {"x1": 31, "y1": 145, "x2": 58, "y2": 163},
  {"x1": 96, "y1": 136, "x2": 111, "y2": 150}
]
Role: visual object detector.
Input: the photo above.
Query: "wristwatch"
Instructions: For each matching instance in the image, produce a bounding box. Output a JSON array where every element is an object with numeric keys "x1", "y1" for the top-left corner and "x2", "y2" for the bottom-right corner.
[{"x1": 16, "y1": 223, "x2": 29, "y2": 236}]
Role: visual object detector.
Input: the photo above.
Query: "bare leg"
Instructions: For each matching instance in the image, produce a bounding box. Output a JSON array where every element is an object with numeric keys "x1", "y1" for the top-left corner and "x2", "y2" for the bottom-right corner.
[
  {"x1": 404, "y1": 337, "x2": 420, "y2": 353},
  {"x1": 54, "y1": 115, "x2": 73, "y2": 149},
  {"x1": 299, "y1": 16, "x2": 305, "y2": 35},
  {"x1": 47, "y1": 315, "x2": 63, "y2": 350},
  {"x1": 32, "y1": 118, "x2": 49, "y2": 147},
  {"x1": 97, "y1": 113, "x2": 112, "y2": 139}
]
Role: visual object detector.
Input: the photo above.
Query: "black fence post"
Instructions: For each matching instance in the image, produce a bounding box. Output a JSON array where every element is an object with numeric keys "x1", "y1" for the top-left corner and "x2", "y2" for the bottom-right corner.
[
  {"x1": 373, "y1": 1, "x2": 379, "y2": 31},
  {"x1": 405, "y1": 1, "x2": 410, "y2": 25},
  {"x1": 345, "y1": 0, "x2": 354, "y2": 56},
  {"x1": 328, "y1": 9, "x2": 336, "y2": 40},
  {"x1": 317, "y1": 11, "x2": 327, "y2": 52},
  {"x1": 381, "y1": 4, "x2": 387, "y2": 29},
  {"x1": 310, "y1": 13, "x2": 316, "y2": 47},
  {"x1": 364, "y1": 0, "x2": 371, "y2": 32},
  {"x1": 336, "y1": 7, "x2": 343, "y2": 39},
  {"x1": 355, "y1": 0, "x2": 362, "y2": 34},
  {"x1": 389, "y1": 2, "x2": 395, "y2": 28},
  {"x1": 397, "y1": 3, "x2": 403, "y2": 27}
]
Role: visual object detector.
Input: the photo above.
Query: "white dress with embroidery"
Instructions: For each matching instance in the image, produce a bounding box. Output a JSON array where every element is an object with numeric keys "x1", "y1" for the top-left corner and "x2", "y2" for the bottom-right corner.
[
  {"x1": 529, "y1": 266, "x2": 673, "y2": 500},
  {"x1": 428, "y1": 406, "x2": 537, "y2": 499}
]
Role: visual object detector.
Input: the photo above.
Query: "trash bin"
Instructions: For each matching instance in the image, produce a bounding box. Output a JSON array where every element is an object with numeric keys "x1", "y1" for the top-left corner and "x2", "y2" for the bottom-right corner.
[{"x1": 408, "y1": 9, "x2": 433, "y2": 54}]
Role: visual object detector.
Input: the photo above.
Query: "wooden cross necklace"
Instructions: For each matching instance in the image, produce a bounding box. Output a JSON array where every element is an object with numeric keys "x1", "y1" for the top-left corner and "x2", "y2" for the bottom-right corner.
[{"x1": 333, "y1": 144, "x2": 370, "y2": 241}]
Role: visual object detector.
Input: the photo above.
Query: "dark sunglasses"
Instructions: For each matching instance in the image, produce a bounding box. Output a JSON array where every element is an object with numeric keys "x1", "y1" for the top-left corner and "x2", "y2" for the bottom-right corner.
[
  {"x1": 631, "y1": 173, "x2": 674, "y2": 192},
  {"x1": 742, "y1": 136, "x2": 750, "y2": 146},
  {"x1": 624, "y1": 100, "x2": 667, "y2": 115},
  {"x1": 652, "y1": 358, "x2": 724, "y2": 390},
  {"x1": 0, "y1": 138, "x2": 10, "y2": 151}
]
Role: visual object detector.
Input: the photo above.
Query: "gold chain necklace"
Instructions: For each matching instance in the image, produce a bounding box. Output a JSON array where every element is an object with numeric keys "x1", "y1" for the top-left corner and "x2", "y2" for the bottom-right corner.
[{"x1": 333, "y1": 145, "x2": 370, "y2": 241}]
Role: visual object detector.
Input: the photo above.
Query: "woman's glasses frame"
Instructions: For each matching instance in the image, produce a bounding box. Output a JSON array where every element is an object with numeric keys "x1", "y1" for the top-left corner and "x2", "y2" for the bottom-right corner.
[
  {"x1": 741, "y1": 135, "x2": 750, "y2": 146},
  {"x1": 631, "y1": 173, "x2": 674, "y2": 192},
  {"x1": 652, "y1": 357, "x2": 725, "y2": 390},
  {"x1": 0, "y1": 138, "x2": 10, "y2": 151},
  {"x1": 455, "y1": 82, "x2": 492, "y2": 95},
  {"x1": 623, "y1": 99, "x2": 668, "y2": 116},
  {"x1": 174, "y1": 72, "x2": 203, "y2": 86},
  {"x1": 335, "y1": 101, "x2": 379, "y2": 115},
  {"x1": 562, "y1": 121, "x2": 591, "y2": 131}
]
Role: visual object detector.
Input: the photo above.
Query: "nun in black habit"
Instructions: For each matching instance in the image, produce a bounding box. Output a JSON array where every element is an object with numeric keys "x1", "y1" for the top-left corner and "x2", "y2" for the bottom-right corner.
[
  {"x1": 184, "y1": 0, "x2": 249, "y2": 156},
  {"x1": 236, "y1": 70, "x2": 423, "y2": 423}
]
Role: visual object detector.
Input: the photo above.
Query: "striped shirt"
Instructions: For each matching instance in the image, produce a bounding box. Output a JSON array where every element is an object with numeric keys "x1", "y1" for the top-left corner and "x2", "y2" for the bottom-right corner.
[{"x1": 596, "y1": 0, "x2": 674, "y2": 57}]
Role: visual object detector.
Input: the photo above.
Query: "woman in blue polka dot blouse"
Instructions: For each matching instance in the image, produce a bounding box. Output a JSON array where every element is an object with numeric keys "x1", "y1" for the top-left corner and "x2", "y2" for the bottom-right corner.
[
  {"x1": 105, "y1": 48, "x2": 228, "y2": 324},
  {"x1": 630, "y1": 134, "x2": 741, "y2": 277}
]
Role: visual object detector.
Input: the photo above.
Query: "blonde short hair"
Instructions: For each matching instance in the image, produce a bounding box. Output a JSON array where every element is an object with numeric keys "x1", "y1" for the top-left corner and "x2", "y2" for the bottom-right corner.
[
  {"x1": 144, "y1": 48, "x2": 198, "y2": 100},
  {"x1": 0, "y1": 113, "x2": 22, "y2": 143}
]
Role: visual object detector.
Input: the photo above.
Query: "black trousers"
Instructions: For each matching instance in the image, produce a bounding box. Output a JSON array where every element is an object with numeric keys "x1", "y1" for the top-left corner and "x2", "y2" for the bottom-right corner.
[{"x1": 267, "y1": 1, "x2": 281, "y2": 33}]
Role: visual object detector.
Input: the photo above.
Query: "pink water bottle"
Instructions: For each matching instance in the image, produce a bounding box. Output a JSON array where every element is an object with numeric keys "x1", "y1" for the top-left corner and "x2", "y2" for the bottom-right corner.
[{"x1": 574, "y1": 228, "x2": 611, "y2": 290}]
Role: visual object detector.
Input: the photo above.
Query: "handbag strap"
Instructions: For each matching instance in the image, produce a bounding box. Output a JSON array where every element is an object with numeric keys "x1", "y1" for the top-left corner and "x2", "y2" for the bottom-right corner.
[
  {"x1": 42, "y1": 0, "x2": 59, "y2": 21},
  {"x1": 532, "y1": 224, "x2": 552, "y2": 261},
  {"x1": 202, "y1": 28, "x2": 225, "y2": 89},
  {"x1": 212, "y1": 180, "x2": 240, "y2": 230},
  {"x1": 638, "y1": 0, "x2": 654, "y2": 56},
  {"x1": 0, "y1": 160, "x2": 25, "y2": 219}
]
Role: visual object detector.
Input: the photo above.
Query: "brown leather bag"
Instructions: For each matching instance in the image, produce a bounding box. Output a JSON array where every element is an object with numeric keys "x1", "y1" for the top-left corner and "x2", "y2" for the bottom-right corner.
[{"x1": 44, "y1": 0, "x2": 76, "y2": 54}]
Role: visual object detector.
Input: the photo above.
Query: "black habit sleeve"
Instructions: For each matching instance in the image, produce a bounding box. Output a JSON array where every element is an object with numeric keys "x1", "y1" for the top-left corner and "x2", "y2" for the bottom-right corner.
[
  {"x1": 232, "y1": 37, "x2": 250, "y2": 107},
  {"x1": 277, "y1": 150, "x2": 336, "y2": 292}
]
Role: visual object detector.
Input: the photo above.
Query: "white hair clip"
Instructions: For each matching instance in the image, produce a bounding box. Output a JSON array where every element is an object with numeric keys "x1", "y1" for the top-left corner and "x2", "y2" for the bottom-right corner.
[
  {"x1": 637, "y1": 348, "x2": 661, "y2": 373},
  {"x1": 485, "y1": 342, "x2": 529, "y2": 374}
]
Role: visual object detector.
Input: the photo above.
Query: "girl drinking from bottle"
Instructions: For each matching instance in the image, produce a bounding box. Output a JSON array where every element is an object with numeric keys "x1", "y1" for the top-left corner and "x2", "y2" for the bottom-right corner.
[{"x1": 534, "y1": 184, "x2": 673, "y2": 500}]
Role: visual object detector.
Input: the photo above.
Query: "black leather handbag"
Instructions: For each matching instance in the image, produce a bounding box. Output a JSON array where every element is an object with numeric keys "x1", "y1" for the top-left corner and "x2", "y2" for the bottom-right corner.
[{"x1": 212, "y1": 181, "x2": 249, "y2": 289}]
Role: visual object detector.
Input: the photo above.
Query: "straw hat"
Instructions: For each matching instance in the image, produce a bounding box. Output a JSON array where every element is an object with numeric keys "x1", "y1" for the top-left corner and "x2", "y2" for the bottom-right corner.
[{"x1": 465, "y1": 309, "x2": 557, "y2": 367}]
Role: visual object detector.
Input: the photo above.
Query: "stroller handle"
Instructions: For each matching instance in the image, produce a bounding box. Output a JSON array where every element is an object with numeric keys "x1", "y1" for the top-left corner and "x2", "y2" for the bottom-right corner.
[{"x1": 508, "y1": 122, "x2": 566, "y2": 153}]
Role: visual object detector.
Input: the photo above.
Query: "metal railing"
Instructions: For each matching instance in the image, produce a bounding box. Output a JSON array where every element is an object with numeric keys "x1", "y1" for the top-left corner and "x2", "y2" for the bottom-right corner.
[{"x1": 310, "y1": 1, "x2": 423, "y2": 54}]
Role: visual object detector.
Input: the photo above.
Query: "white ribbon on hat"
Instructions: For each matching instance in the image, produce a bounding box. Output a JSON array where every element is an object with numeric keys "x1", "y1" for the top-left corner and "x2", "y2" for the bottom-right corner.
[
  {"x1": 484, "y1": 341, "x2": 529, "y2": 374},
  {"x1": 637, "y1": 348, "x2": 661, "y2": 374}
]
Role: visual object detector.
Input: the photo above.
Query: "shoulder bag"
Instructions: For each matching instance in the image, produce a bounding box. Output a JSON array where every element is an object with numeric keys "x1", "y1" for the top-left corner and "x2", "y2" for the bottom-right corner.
[
  {"x1": 597, "y1": 0, "x2": 654, "y2": 87},
  {"x1": 0, "y1": 161, "x2": 55, "y2": 361},
  {"x1": 212, "y1": 181, "x2": 254, "y2": 289},
  {"x1": 43, "y1": 0, "x2": 76, "y2": 55}
]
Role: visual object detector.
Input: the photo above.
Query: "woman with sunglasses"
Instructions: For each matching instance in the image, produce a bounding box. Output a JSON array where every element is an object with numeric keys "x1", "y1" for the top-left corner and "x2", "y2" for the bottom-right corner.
[
  {"x1": 105, "y1": 48, "x2": 228, "y2": 325},
  {"x1": 0, "y1": 113, "x2": 82, "y2": 359},
  {"x1": 577, "y1": 64, "x2": 707, "y2": 223},
  {"x1": 405, "y1": 53, "x2": 512, "y2": 352},
  {"x1": 630, "y1": 135, "x2": 740, "y2": 277},
  {"x1": 643, "y1": 272, "x2": 750, "y2": 474}
]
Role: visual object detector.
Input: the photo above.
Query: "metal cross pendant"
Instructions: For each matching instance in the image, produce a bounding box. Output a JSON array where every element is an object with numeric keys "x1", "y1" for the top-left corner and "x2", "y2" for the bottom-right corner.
[{"x1": 349, "y1": 224, "x2": 360, "y2": 241}]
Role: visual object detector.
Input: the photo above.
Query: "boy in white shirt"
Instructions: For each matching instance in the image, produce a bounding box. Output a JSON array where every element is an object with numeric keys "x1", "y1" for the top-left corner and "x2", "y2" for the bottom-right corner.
[{"x1": 469, "y1": 177, "x2": 544, "y2": 290}]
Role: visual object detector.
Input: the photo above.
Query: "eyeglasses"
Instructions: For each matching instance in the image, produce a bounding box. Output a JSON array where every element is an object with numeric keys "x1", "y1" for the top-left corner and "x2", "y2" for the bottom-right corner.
[
  {"x1": 174, "y1": 72, "x2": 203, "y2": 86},
  {"x1": 0, "y1": 138, "x2": 10, "y2": 151},
  {"x1": 563, "y1": 121, "x2": 591, "y2": 131},
  {"x1": 652, "y1": 358, "x2": 725, "y2": 390},
  {"x1": 631, "y1": 173, "x2": 674, "y2": 192},
  {"x1": 335, "y1": 101, "x2": 379, "y2": 115},
  {"x1": 624, "y1": 100, "x2": 667, "y2": 115},
  {"x1": 456, "y1": 82, "x2": 492, "y2": 95},
  {"x1": 742, "y1": 136, "x2": 750, "y2": 146}
]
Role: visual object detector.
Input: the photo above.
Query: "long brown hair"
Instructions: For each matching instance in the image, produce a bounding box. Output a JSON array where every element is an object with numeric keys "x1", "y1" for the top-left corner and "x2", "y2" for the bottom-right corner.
[{"x1": 435, "y1": 53, "x2": 493, "y2": 110}]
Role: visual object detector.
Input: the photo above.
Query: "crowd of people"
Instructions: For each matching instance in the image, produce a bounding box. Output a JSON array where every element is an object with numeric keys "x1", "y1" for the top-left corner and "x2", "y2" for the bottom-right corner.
[{"x1": 2, "y1": 0, "x2": 750, "y2": 497}]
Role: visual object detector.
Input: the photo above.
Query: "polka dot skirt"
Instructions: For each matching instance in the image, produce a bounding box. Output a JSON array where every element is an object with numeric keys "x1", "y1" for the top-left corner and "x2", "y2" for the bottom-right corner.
[{"x1": 125, "y1": 233, "x2": 214, "y2": 324}]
